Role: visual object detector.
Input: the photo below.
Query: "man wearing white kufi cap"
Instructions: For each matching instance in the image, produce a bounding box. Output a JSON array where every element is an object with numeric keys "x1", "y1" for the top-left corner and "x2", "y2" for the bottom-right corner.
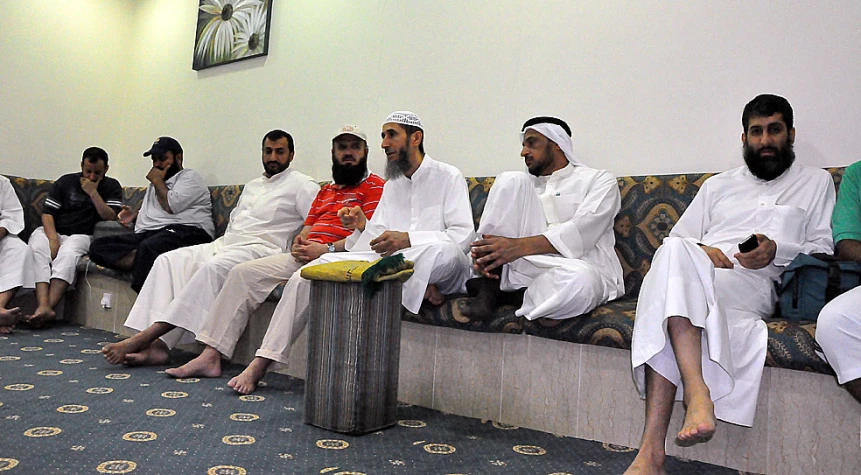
[
  {"x1": 225, "y1": 111, "x2": 476, "y2": 395},
  {"x1": 462, "y1": 116, "x2": 624, "y2": 321}
]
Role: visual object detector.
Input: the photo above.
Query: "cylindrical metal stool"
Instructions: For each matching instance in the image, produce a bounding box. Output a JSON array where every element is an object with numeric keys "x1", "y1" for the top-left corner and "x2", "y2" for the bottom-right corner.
[{"x1": 304, "y1": 279, "x2": 402, "y2": 434}]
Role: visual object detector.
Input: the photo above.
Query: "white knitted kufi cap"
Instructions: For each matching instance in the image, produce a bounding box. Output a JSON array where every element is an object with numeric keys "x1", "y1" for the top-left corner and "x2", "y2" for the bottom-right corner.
[{"x1": 384, "y1": 111, "x2": 424, "y2": 130}]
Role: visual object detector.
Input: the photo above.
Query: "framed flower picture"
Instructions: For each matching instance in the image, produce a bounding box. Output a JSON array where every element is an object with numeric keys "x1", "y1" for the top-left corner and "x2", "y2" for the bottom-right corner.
[{"x1": 193, "y1": 0, "x2": 273, "y2": 71}]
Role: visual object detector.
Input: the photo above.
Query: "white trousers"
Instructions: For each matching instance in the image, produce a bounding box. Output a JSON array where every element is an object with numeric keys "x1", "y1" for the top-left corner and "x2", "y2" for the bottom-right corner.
[
  {"x1": 478, "y1": 172, "x2": 608, "y2": 320},
  {"x1": 631, "y1": 237, "x2": 773, "y2": 427},
  {"x1": 816, "y1": 285, "x2": 861, "y2": 384},
  {"x1": 28, "y1": 227, "x2": 91, "y2": 285},
  {"x1": 123, "y1": 240, "x2": 279, "y2": 349},
  {"x1": 195, "y1": 253, "x2": 303, "y2": 359},
  {"x1": 0, "y1": 236, "x2": 35, "y2": 293},
  {"x1": 255, "y1": 241, "x2": 471, "y2": 365}
]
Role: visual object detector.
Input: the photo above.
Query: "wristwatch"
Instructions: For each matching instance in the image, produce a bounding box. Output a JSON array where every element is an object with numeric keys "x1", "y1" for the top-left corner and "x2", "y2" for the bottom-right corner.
[{"x1": 327, "y1": 243, "x2": 336, "y2": 253}]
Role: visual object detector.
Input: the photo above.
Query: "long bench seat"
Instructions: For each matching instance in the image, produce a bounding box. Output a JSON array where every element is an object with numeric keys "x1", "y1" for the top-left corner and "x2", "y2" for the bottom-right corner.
[{"x1": 6, "y1": 169, "x2": 859, "y2": 474}]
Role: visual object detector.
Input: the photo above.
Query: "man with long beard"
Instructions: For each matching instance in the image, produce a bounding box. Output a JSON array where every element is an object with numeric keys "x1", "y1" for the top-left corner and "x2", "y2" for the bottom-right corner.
[
  {"x1": 88, "y1": 137, "x2": 214, "y2": 292},
  {"x1": 461, "y1": 116, "x2": 624, "y2": 321},
  {"x1": 625, "y1": 94, "x2": 835, "y2": 475},
  {"x1": 163, "y1": 125, "x2": 385, "y2": 378},
  {"x1": 103, "y1": 130, "x2": 320, "y2": 366},
  {"x1": 225, "y1": 111, "x2": 475, "y2": 394}
]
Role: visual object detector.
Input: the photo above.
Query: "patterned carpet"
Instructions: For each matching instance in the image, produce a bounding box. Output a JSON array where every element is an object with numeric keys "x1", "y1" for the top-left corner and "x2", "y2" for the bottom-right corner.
[{"x1": 0, "y1": 323, "x2": 749, "y2": 474}]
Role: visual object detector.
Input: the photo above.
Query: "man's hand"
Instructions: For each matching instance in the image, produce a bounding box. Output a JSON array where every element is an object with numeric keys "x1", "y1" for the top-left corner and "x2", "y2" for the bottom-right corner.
[
  {"x1": 146, "y1": 166, "x2": 167, "y2": 184},
  {"x1": 698, "y1": 244, "x2": 734, "y2": 269},
  {"x1": 471, "y1": 234, "x2": 524, "y2": 278},
  {"x1": 369, "y1": 231, "x2": 410, "y2": 257},
  {"x1": 80, "y1": 177, "x2": 101, "y2": 197},
  {"x1": 734, "y1": 234, "x2": 776, "y2": 270},
  {"x1": 48, "y1": 235, "x2": 61, "y2": 260},
  {"x1": 117, "y1": 205, "x2": 137, "y2": 228},
  {"x1": 291, "y1": 236, "x2": 328, "y2": 264},
  {"x1": 337, "y1": 206, "x2": 366, "y2": 231}
]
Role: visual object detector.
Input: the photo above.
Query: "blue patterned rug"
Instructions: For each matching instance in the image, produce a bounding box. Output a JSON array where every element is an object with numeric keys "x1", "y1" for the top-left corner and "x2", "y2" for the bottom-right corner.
[{"x1": 0, "y1": 324, "x2": 750, "y2": 474}]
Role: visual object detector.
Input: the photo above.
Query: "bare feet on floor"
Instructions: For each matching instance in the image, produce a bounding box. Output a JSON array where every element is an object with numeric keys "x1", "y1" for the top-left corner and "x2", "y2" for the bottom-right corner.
[
  {"x1": 165, "y1": 346, "x2": 222, "y2": 379},
  {"x1": 624, "y1": 450, "x2": 668, "y2": 475},
  {"x1": 423, "y1": 284, "x2": 445, "y2": 306},
  {"x1": 125, "y1": 340, "x2": 170, "y2": 367},
  {"x1": 25, "y1": 305, "x2": 56, "y2": 329},
  {"x1": 676, "y1": 394, "x2": 716, "y2": 447},
  {"x1": 0, "y1": 307, "x2": 22, "y2": 333},
  {"x1": 103, "y1": 335, "x2": 167, "y2": 366},
  {"x1": 227, "y1": 357, "x2": 272, "y2": 395}
]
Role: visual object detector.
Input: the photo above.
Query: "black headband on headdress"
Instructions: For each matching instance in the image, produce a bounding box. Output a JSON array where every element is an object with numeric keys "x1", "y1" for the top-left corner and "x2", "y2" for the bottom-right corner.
[{"x1": 521, "y1": 116, "x2": 572, "y2": 137}]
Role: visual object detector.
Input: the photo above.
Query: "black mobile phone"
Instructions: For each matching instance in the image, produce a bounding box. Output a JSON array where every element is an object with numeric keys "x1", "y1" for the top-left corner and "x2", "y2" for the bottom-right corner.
[{"x1": 739, "y1": 234, "x2": 758, "y2": 253}]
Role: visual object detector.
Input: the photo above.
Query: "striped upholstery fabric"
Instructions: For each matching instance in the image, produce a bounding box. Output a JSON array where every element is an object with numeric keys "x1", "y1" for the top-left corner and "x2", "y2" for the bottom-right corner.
[{"x1": 304, "y1": 280, "x2": 403, "y2": 434}]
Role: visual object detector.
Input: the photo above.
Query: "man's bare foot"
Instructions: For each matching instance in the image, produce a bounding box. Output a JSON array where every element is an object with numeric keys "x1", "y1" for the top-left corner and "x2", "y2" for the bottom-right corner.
[
  {"x1": 423, "y1": 284, "x2": 445, "y2": 306},
  {"x1": 676, "y1": 394, "x2": 716, "y2": 447},
  {"x1": 0, "y1": 307, "x2": 22, "y2": 333},
  {"x1": 165, "y1": 346, "x2": 222, "y2": 378},
  {"x1": 125, "y1": 340, "x2": 170, "y2": 367},
  {"x1": 228, "y1": 357, "x2": 272, "y2": 395},
  {"x1": 26, "y1": 306, "x2": 56, "y2": 329},
  {"x1": 624, "y1": 448, "x2": 668, "y2": 475},
  {"x1": 103, "y1": 333, "x2": 158, "y2": 365}
]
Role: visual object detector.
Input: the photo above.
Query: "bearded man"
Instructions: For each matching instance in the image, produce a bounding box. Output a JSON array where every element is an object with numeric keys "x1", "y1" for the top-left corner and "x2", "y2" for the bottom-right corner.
[
  {"x1": 163, "y1": 125, "x2": 385, "y2": 379},
  {"x1": 88, "y1": 137, "x2": 214, "y2": 292},
  {"x1": 625, "y1": 94, "x2": 835, "y2": 474},
  {"x1": 225, "y1": 111, "x2": 475, "y2": 394},
  {"x1": 461, "y1": 116, "x2": 624, "y2": 321},
  {"x1": 103, "y1": 130, "x2": 320, "y2": 367}
]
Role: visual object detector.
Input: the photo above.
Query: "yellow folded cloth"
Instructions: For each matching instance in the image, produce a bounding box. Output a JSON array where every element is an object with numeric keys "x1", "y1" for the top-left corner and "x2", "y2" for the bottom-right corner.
[{"x1": 300, "y1": 255, "x2": 414, "y2": 283}]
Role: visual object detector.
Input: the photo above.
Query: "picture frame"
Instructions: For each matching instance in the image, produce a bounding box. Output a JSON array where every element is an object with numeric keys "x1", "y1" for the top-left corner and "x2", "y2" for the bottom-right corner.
[{"x1": 193, "y1": 0, "x2": 273, "y2": 71}]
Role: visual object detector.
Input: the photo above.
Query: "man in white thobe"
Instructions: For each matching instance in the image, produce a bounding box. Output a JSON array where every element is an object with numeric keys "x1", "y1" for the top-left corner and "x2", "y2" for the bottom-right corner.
[
  {"x1": 462, "y1": 116, "x2": 623, "y2": 321},
  {"x1": 625, "y1": 95, "x2": 835, "y2": 475},
  {"x1": 0, "y1": 175, "x2": 36, "y2": 333},
  {"x1": 102, "y1": 130, "x2": 319, "y2": 366},
  {"x1": 227, "y1": 111, "x2": 475, "y2": 394},
  {"x1": 815, "y1": 159, "x2": 861, "y2": 406}
]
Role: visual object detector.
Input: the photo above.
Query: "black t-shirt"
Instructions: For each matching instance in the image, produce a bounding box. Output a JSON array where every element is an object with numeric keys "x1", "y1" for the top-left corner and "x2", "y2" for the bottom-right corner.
[{"x1": 42, "y1": 172, "x2": 123, "y2": 235}]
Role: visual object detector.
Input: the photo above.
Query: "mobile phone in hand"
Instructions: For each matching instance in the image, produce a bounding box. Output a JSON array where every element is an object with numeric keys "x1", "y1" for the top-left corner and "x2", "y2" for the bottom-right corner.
[{"x1": 738, "y1": 234, "x2": 758, "y2": 253}]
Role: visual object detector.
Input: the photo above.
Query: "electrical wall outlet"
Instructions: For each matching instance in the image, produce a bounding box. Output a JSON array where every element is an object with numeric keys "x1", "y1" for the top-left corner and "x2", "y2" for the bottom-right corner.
[{"x1": 100, "y1": 293, "x2": 113, "y2": 309}]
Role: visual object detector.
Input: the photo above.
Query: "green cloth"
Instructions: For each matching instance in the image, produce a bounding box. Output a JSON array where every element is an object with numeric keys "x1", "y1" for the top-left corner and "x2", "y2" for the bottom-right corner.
[{"x1": 833, "y1": 161, "x2": 861, "y2": 244}]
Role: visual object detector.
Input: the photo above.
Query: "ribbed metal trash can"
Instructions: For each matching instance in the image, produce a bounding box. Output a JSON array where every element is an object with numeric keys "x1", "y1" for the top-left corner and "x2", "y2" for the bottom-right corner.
[{"x1": 303, "y1": 279, "x2": 402, "y2": 434}]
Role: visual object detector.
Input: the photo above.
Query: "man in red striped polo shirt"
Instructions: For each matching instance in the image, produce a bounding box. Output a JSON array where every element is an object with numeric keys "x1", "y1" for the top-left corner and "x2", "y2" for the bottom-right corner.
[{"x1": 164, "y1": 125, "x2": 384, "y2": 379}]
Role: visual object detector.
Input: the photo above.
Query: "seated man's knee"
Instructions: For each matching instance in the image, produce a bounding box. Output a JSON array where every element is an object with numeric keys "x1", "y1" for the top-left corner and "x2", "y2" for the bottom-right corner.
[{"x1": 494, "y1": 171, "x2": 533, "y2": 190}]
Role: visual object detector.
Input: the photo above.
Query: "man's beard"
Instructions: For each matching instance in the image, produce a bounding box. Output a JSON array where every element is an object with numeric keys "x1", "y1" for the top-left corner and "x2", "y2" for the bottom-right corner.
[
  {"x1": 163, "y1": 161, "x2": 182, "y2": 181},
  {"x1": 332, "y1": 153, "x2": 368, "y2": 186},
  {"x1": 385, "y1": 147, "x2": 411, "y2": 179},
  {"x1": 743, "y1": 140, "x2": 795, "y2": 181},
  {"x1": 264, "y1": 160, "x2": 289, "y2": 176},
  {"x1": 526, "y1": 143, "x2": 555, "y2": 177}
]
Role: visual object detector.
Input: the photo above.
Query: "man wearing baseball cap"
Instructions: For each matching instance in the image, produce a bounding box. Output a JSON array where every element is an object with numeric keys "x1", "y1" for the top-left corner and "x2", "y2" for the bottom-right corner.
[
  {"x1": 161, "y1": 125, "x2": 385, "y2": 379},
  {"x1": 88, "y1": 137, "x2": 214, "y2": 292},
  {"x1": 225, "y1": 112, "x2": 475, "y2": 394}
]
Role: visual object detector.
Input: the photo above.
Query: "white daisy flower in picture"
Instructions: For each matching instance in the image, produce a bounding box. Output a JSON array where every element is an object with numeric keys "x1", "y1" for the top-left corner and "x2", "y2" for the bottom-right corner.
[
  {"x1": 233, "y1": 4, "x2": 268, "y2": 59},
  {"x1": 193, "y1": 0, "x2": 265, "y2": 70}
]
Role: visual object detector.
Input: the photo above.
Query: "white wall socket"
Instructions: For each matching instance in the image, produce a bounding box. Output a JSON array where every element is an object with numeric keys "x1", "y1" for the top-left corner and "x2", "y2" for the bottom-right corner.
[{"x1": 100, "y1": 293, "x2": 113, "y2": 309}]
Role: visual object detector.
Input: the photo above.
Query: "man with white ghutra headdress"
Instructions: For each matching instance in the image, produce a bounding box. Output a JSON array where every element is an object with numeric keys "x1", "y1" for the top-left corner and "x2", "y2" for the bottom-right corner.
[
  {"x1": 461, "y1": 116, "x2": 624, "y2": 321},
  {"x1": 226, "y1": 111, "x2": 475, "y2": 395}
]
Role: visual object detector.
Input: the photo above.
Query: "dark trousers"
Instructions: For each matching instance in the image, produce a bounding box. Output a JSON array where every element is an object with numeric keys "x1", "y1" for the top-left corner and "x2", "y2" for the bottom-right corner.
[{"x1": 88, "y1": 225, "x2": 212, "y2": 292}]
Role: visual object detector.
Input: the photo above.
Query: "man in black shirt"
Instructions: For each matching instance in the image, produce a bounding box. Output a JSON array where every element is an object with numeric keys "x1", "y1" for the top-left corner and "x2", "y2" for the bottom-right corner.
[{"x1": 27, "y1": 147, "x2": 123, "y2": 327}]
